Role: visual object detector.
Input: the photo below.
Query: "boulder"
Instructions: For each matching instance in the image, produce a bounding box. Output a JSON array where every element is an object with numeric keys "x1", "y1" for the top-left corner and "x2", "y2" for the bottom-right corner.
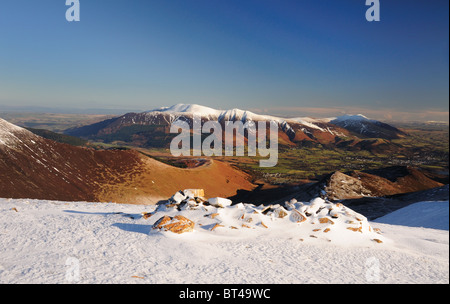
[
  {"x1": 318, "y1": 217, "x2": 335, "y2": 225},
  {"x1": 152, "y1": 215, "x2": 195, "y2": 234},
  {"x1": 170, "y1": 191, "x2": 187, "y2": 204},
  {"x1": 290, "y1": 210, "x2": 307, "y2": 223},
  {"x1": 208, "y1": 197, "x2": 232, "y2": 208},
  {"x1": 273, "y1": 206, "x2": 288, "y2": 218},
  {"x1": 141, "y1": 212, "x2": 153, "y2": 219},
  {"x1": 184, "y1": 189, "x2": 205, "y2": 198}
]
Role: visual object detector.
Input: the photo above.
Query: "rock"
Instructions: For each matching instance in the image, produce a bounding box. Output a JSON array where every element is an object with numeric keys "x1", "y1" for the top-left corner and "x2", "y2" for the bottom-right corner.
[
  {"x1": 273, "y1": 206, "x2": 288, "y2": 218},
  {"x1": 318, "y1": 217, "x2": 334, "y2": 225},
  {"x1": 186, "y1": 199, "x2": 199, "y2": 209},
  {"x1": 184, "y1": 189, "x2": 205, "y2": 198},
  {"x1": 261, "y1": 205, "x2": 273, "y2": 215},
  {"x1": 170, "y1": 191, "x2": 187, "y2": 204},
  {"x1": 141, "y1": 212, "x2": 153, "y2": 219},
  {"x1": 323, "y1": 171, "x2": 373, "y2": 200},
  {"x1": 194, "y1": 196, "x2": 206, "y2": 204},
  {"x1": 330, "y1": 212, "x2": 339, "y2": 219},
  {"x1": 153, "y1": 215, "x2": 171, "y2": 228},
  {"x1": 152, "y1": 215, "x2": 195, "y2": 234},
  {"x1": 290, "y1": 210, "x2": 307, "y2": 223},
  {"x1": 207, "y1": 213, "x2": 220, "y2": 219},
  {"x1": 347, "y1": 226, "x2": 363, "y2": 233},
  {"x1": 211, "y1": 223, "x2": 224, "y2": 231},
  {"x1": 284, "y1": 199, "x2": 297, "y2": 210},
  {"x1": 211, "y1": 224, "x2": 225, "y2": 231},
  {"x1": 208, "y1": 197, "x2": 232, "y2": 208}
]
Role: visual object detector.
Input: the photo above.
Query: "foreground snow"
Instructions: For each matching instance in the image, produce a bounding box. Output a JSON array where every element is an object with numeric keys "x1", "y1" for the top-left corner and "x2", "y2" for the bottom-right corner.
[{"x1": 0, "y1": 198, "x2": 448, "y2": 284}]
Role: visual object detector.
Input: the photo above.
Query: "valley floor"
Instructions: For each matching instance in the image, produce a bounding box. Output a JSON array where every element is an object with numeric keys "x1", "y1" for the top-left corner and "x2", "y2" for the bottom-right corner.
[{"x1": 0, "y1": 198, "x2": 448, "y2": 284}]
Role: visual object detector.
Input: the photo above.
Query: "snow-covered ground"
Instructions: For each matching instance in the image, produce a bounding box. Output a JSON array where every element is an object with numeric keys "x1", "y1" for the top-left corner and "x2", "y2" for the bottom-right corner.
[
  {"x1": 374, "y1": 201, "x2": 449, "y2": 230},
  {"x1": 0, "y1": 197, "x2": 448, "y2": 284}
]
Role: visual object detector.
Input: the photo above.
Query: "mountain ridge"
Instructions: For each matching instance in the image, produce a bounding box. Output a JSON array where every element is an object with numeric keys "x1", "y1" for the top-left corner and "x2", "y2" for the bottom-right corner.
[{"x1": 64, "y1": 103, "x2": 407, "y2": 149}]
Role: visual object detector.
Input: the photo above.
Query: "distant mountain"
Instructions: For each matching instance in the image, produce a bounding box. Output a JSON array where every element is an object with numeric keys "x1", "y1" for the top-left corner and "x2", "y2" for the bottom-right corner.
[
  {"x1": 0, "y1": 118, "x2": 256, "y2": 203},
  {"x1": 330, "y1": 114, "x2": 407, "y2": 139},
  {"x1": 65, "y1": 103, "x2": 406, "y2": 150}
]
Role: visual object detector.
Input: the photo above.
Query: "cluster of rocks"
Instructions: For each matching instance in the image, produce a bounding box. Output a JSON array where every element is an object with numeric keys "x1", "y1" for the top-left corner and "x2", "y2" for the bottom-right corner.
[
  {"x1": 143, "y1": 189, "x2": 384, "y2": 244},
  {"x1": 143, "y1": 189, "x2": 232, "y2": 234},
  {"x1": 162, "y1": 189, "x2": 232, "y2": 211}
]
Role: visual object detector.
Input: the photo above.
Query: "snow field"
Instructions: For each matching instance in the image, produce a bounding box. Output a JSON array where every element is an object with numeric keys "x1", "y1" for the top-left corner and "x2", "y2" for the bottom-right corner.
[{"x1": 0, "y1": 198, "x2": 448, "y2": 284}]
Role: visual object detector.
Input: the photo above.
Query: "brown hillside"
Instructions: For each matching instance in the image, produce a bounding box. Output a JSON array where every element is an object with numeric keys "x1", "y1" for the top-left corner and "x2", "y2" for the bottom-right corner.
[
  {"x1": 0, "y1": 118, "x2": 256, "y2": 204},
  {"x1": 97, "y1": 157, "x2": 256, "y2": 204}
]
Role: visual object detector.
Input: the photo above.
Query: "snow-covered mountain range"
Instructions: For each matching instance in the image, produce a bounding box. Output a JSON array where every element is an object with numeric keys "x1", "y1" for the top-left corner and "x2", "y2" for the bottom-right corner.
[{"x1": 65, "y1": 104, "x2": 407, "y2": 149}]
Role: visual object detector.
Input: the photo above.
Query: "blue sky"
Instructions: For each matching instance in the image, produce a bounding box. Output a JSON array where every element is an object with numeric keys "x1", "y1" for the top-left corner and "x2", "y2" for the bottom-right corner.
[{"x1": 0, "y1": 0, "x2": 448, "y2": 121}]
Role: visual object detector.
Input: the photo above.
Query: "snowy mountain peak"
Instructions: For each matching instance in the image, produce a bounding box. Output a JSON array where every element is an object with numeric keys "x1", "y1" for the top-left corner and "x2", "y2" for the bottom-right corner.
[
  {"x1": 147, "y1": 104, "x2": 282, "y2": 123},
  {"x1": 332, "y1": 114, "x2": 372, "y2": 122},
  {"x1": 149, "y1": 104, "x2": 223, "y2": 117}
]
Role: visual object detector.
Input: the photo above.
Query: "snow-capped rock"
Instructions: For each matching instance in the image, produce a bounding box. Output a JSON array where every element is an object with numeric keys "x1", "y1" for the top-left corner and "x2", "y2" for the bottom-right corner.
[
  {"x1": 207, "y1": 197, "x2": 232, "y2": 208},
  {"x1": 145, "y1": 190, "x2": 386, "y2": 245},
  {"x1": 152, "y1": 215, "x2": 195, "y2": 234}
]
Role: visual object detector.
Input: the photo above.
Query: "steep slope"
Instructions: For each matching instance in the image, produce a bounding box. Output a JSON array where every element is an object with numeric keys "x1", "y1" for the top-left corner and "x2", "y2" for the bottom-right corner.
[
  {"x1": 0, "y1": 117, "x2": 144, "y2": 202},
  {"x1": 0, "y1": 118, "x2": 256, "y2": 204}
]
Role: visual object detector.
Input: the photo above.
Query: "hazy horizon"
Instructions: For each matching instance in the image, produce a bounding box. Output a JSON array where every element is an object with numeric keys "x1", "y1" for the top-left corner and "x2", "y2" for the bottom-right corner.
[{"x1": 0, "y1": 102, "x2": 448, "y2": 124}]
